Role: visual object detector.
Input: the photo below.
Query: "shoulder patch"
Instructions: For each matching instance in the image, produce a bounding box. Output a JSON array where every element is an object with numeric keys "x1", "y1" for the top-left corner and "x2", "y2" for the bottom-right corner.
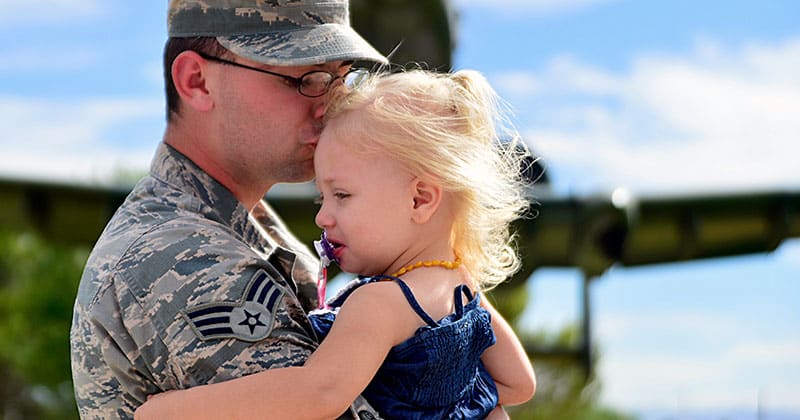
[{"x1": 181, "y1": 269, "x2": 285, "y2": 342}]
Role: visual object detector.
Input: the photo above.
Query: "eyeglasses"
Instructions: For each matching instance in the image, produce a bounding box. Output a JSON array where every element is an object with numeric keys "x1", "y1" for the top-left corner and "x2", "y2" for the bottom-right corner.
[{"x1": 196, "y1": 52, "x2": 368, "y2": 98}]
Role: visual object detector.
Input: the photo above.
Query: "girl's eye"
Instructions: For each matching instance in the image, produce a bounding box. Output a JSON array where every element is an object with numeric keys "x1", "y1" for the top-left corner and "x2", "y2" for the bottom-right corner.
[
  {"x1": 313, "y1": 195, "x2": 323, "y2": 205},
  {"x1": 334, "y1": 192, "x2": 350, "y2": 200}
]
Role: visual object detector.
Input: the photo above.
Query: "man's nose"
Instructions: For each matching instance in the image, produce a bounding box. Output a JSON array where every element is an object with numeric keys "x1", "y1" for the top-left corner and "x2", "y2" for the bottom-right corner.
[{"x1": 312, "y1": 96, "x2": 329, "y2": 120}]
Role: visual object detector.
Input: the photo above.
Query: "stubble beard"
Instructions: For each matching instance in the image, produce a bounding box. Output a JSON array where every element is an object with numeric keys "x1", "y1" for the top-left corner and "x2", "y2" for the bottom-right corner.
[{"x1": 271, "y1": 149, "x2": 316, "y2": 185}]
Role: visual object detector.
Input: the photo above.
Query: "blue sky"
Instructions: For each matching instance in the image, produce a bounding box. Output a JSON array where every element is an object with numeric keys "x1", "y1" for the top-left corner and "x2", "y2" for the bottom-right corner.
[
  {"x1": 1, "y1": 0, "x2": 798, "y2": 417},
  {"x1": 449, "y1": 0, "x2": 800, "y2": 416}
]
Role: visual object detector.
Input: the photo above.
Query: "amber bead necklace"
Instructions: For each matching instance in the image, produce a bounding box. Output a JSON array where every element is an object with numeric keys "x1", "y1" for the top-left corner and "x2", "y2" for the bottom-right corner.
[{"x1": 390, "y1": 257, "x2": 462, "y2": 277}]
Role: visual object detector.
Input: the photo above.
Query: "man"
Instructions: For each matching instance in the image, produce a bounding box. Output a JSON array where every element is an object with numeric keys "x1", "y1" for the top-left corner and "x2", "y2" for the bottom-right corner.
[{"x1": 70, "y1": 0, "x2": 387, "y2": 418}]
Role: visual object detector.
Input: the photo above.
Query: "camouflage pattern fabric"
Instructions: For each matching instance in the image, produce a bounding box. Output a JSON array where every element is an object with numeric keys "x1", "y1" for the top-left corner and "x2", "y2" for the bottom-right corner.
[
  {"x1": 167, "y1": 0, "x2": 388, "y2": 66},
  {"x1": 70, "y1": 142, "x2": 380, "y2": 419}
]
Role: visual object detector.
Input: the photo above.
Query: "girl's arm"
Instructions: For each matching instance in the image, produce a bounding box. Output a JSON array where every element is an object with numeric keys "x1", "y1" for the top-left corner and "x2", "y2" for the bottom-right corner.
[
  {"x1": 135, "y1": 283, "x2": 407, "y2": 420},
  {"x1": 480, "y1": 295, "x2": 536, "y2": 406}
]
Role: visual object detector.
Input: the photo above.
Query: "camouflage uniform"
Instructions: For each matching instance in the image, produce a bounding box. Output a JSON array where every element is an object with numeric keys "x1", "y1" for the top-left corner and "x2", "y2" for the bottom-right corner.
[{"x1": 70, "y1": 143, "x2": 379, "y2": 419}]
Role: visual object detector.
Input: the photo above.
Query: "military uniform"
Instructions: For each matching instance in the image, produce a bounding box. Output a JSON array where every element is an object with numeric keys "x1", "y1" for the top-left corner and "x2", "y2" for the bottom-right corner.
[
  {"x1": 71, "y1": 0, "x2": 386, "y2": 417},
  {"x1": 70, "y1": 143, "x2": 379, "y2": 419}
]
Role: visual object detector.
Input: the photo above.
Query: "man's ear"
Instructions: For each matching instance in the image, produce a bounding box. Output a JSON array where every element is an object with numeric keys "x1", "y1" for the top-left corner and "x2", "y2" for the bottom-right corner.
[
  {"x1": 171, "y1": 51, "x2": 214, "y2": 112},
  {"x1": 411, "y1": 178, "x2": 442, "y2": 224}
]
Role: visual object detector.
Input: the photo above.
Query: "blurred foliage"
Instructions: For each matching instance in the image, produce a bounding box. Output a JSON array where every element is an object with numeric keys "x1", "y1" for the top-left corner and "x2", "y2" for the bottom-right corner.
[
  {"x1": 107, "y1": 167, "x2": 148, "y2": 188},
  {"x1": 0, "y1": 229, "x2": 83, "y2": 419},
  {"x1": 509, "y1": 327, "x2": 636, "y2": 419},
  {"x1": 490, "y1": 283, "x2": 637, "y2": 420},
  {"x1": 350, "y1": 0, "x2": 453, "y2": 70},
  {"x1": 0, "y1": 228, "x2": 636, "y2": 419}
]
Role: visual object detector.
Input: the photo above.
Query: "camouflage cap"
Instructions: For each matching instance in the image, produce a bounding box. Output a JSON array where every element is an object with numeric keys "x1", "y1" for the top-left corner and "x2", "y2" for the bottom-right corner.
[{"x1": 168, "y1": 0, "x2": 388, "y2": 66}]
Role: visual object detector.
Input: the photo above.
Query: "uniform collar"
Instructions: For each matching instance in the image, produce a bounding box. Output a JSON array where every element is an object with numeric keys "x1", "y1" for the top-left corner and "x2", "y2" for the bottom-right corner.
[{"x1": 149, "y1": 142, "x2": 260, "y2": 246}]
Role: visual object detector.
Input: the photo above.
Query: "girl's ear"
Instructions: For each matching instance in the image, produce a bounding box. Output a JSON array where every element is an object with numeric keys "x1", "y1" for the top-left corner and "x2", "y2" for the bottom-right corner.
[
  {"x1": 171, "y1": 51, "x2": 214, "y2": 112},
  {"x1": 410, "y1": 178, "x2": 442, "y2": 224}
]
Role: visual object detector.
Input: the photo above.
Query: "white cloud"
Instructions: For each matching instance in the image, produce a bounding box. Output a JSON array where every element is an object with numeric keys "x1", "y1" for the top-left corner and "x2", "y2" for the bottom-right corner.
[
  {"x1": 451, "y1": 0, "x2": 617, "y2": 16},
  {"x1": 0, "y1": 96, "x2": 162, "y2": 183},
  {"x1": 596, "y1": 311, "x2": 741, "y2": 342},
  {"x1": 0, "y1": 147, "x2": 155, "y2": 185},
  {"x1": 596, "y1": 311, "x2": 800, "y2": 411},
  {"x1": 493, "y1": 71, "x2": 542, "y2": 97},
  {"x1": 598, "y1": 343, "x2": 800, "y2": 411},
  {"x1": 726, "y1": 340, "x2": 800, "y2": 367},
  {"x1": 0, "y1": 1, "x2": 108, "y2": 25},
  {"x1": 0, "y1": 48, "x2": 98, "y2": 73},
  {"x1": 600, "y1": 354, "x2": 748, "y2": 409},
  {"x1": 493, "y1": 37, "x2": 800, "y2": 195}
]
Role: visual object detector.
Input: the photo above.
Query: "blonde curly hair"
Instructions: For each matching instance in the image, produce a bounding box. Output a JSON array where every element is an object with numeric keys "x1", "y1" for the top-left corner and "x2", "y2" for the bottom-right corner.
[{"x1": 324, "y1": 69, "x2": 531, "y2": 291}]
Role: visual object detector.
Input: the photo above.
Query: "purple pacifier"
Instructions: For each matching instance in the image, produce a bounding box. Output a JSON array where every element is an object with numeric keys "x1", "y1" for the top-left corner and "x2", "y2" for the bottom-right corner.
[
  {"x1": 313, "y1": 231, "x2": 338, "y2": 309},
  {"x1": 313, "y1": 231, "x2": 338, "y2": 267}
]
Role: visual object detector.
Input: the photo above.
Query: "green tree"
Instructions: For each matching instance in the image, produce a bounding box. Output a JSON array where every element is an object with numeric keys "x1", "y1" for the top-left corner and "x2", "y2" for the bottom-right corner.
[{"x1": 0, "y1": 229, "x2": 84, "y2": 419}]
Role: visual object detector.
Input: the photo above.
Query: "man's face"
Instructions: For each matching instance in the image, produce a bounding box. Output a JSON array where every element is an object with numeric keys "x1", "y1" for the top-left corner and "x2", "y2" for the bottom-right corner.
[{"x1": 207, "y1": 55, "x2": 351, "y2": 188}]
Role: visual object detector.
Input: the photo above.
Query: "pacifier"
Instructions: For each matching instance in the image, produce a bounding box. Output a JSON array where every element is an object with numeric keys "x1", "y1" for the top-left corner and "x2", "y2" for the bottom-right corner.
[
  {"x1": 313, "y1": 231, "x2": 338, "y2": 309},
  {"x1": 314, "y1": 231, "x2": 338, "y2": 267}
]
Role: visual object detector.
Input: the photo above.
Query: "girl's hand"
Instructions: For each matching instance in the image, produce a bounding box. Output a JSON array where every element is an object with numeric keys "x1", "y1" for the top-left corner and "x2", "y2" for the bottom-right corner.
[
  {"x1": 486, "y1": 405, "x2": 510, "y2": 420},
  {"x1": 135, "y1": 391, "x2": 181, "y2": 420}
]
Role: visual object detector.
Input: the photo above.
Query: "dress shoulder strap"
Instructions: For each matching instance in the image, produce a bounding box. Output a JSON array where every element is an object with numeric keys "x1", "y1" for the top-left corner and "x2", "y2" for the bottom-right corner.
[
  {"x1": 453, "y1": 284, "x2": 478, "y2": 317},
  {"x1": 373, "y1": 275, "x2": 439, "y2": 327}
]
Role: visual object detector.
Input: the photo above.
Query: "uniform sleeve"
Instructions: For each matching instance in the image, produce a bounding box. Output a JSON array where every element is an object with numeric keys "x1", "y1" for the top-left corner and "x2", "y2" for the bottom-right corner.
[
  {"x1": 71, "y1": 277, "x2": 158, "y2": 419},
  {"x1": 118, "y1": 221, "x2": 320, "y2": 389},
  {"x1": 71, "y1": 220, "x2": 321, "y2": 419}
]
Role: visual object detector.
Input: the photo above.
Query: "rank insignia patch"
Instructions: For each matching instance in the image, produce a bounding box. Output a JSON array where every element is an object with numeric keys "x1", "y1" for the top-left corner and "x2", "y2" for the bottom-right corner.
[{"x1": 182, "y1": 269, "x2": 285, "y2": 342}]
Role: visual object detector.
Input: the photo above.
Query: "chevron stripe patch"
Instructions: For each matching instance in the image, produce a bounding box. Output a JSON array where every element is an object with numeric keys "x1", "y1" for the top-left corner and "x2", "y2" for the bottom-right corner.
[{"x1": 182, "y1": 269, "x2": 285, "y2": 342}]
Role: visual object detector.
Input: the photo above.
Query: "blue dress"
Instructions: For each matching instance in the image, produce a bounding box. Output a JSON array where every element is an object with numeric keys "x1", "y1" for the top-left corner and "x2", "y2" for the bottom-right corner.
[{"x1": 309, "y1": 276, "x2": 499, "y2": 419}]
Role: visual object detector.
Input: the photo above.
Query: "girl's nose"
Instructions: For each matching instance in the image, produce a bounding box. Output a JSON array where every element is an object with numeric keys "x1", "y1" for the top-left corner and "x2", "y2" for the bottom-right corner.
[{"x1": 315, "y1": 206, "x2": 332, "y2": 229}]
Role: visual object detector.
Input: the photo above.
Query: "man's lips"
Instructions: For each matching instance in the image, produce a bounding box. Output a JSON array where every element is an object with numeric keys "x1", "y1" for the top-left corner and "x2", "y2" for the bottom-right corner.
[
  {"x1": 301, "y1": 130, "x2": 321, "y2": 151},
  {"x1": 302, "y1": 140, "x2": 318, "y2": 151}
]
